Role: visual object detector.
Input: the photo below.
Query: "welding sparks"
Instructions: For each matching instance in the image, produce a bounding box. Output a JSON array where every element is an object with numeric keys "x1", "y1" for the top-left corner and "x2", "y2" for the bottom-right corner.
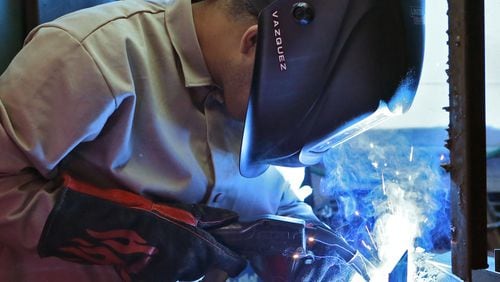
[
  {"x1": 365, "y1": 225, "x2": 378, "y2": 251},
  {"x1": 361, "y1": 240, "x2": 372, "y2": 251},
  {"x1": 372, "y1": 190, "x2": 421, "y2": 273},
  {"x1": 381, "y1": 172, "x2": 386, "y2": 195},
  {"x1": 320, "y1": 128, "x2": 450, "y2": 281}
]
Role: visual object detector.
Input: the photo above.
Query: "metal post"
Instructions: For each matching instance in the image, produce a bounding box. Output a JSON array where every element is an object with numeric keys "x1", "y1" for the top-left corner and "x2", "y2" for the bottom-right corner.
[{"x1": 447, "y1": 0, "x2": 488, "y2": 280}]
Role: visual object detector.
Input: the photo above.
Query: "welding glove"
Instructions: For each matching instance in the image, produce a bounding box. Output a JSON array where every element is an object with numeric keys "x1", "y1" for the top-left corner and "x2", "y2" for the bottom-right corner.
[
  {"x1": 38, "y1": 175, "x2": 247, "y2": 282},
  {"x1": 294, "y1": 223, "x2": 372, "y2": 281},
  {"x1": 250, "y1": 223, "x2": 372, "y2": 282}
]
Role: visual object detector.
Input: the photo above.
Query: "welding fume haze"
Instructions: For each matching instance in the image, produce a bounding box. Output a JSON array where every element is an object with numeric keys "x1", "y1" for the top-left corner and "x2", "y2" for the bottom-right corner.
[{"x1": 315, "y1": 129, "x2": 450, "y2": 281}]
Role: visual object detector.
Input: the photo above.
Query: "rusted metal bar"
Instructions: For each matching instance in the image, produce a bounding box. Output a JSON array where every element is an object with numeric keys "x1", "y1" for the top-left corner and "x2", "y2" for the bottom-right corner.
[{"x1": 447, "y1": 0, "x2": 488, "y2": 280}]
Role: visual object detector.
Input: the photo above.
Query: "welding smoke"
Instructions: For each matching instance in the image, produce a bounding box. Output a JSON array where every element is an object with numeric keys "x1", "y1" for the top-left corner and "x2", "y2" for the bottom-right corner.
[{"x1": 316, "y1": 128, "x2": 450, "y2": 280}]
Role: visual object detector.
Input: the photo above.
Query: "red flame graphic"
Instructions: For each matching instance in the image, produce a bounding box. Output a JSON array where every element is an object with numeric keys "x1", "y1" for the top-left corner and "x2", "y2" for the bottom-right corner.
[{"x1": 59, "y1": 229, "x2": 159, "y2": 282}]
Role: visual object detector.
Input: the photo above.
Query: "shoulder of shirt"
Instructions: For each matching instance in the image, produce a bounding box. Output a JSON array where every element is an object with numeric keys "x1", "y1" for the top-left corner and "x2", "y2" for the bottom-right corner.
[{"x1": 30, "y1": 0, "x2": 168, "y2": 43}]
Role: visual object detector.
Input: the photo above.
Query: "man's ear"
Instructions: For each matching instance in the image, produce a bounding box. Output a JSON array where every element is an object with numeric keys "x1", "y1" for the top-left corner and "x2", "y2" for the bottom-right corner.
[{"x1": 240, "y1": 25, "x2": 258, "y2": 56}]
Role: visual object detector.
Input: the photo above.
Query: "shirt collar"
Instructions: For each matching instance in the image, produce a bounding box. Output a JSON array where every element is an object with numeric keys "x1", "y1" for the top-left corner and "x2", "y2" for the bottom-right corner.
[{"x1": 163, "y1": 0, "x2": 214, "y2": 87}]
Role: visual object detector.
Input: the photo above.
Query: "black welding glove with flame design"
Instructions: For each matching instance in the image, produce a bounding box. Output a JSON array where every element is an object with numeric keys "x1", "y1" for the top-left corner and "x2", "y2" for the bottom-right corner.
[{"x1": 38, "y1": 174, "x2": 247, "y2": 282}]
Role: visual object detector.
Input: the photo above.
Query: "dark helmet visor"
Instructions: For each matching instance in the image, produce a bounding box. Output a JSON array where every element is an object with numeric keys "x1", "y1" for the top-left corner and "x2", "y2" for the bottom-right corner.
[{"x1": 240, "y1": 0, "x2": 425, "y2": 177}]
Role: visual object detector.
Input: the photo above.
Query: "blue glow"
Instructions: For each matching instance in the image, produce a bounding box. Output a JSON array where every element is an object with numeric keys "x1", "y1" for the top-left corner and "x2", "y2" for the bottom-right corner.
[
  {"x1": 387, "y1": 72, "x2": 419, "y2": 113},
  {"x1": 314, "y1": 128, "x2": 450, "y2": 279}
]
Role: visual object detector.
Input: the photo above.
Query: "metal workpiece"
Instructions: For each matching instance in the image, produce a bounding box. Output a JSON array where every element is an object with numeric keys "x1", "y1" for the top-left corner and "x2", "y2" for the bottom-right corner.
[
  {"x1": 447, "y1": 0, "x2": 488, "y2": 280},
  {"x1": 388, "y1": 251, "x2": 408, "y2": 282}
]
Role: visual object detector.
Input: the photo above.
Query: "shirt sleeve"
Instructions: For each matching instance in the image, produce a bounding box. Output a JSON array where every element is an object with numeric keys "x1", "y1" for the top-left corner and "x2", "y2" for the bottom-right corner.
[
  {"x1": 273, "y1": 168, "x2": 320, "y2": 223},
  {"x1": 276, "y1": 188, "x2": 320, "y2": 223},
  {"x1": 0, "y1": 26, "x2": 116, "y2": 253}
]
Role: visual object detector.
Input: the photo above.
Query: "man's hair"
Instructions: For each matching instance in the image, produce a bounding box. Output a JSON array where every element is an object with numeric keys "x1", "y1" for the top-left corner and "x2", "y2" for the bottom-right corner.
[
  {"x1": 191, "y1": 0, "x2": 262, "y2": 21},
  {"x1": 226, "y1": 0, "x2": 260, "y2": 17}
]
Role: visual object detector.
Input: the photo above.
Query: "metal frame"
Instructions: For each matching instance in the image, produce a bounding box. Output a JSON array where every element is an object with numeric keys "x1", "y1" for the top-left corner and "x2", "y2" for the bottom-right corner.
[{"x1": 447, "y1": 0, "x2": 488, "y2": 280}]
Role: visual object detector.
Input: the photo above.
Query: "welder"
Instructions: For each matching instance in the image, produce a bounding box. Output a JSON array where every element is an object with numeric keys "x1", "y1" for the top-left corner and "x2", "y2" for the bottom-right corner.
[{"x1": 0, "y1": 0, "x2": 423, "y2": 281}]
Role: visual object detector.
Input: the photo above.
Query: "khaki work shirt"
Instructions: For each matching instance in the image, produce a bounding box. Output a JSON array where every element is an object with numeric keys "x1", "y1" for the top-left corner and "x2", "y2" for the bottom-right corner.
[{"x1": 0, "y1": 0, "x2": 317, "y2": 280}]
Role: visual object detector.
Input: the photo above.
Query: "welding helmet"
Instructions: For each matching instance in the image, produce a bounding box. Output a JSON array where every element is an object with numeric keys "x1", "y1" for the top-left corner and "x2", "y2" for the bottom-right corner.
[{"x1": 240, "y1": 0, "x2": 425, "y2": 177}]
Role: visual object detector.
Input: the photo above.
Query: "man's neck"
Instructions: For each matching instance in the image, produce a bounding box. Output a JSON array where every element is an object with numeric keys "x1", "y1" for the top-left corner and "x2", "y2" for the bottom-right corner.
[{"x1": 192, "y1": 1, "x2": 255, "y2": 88}]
